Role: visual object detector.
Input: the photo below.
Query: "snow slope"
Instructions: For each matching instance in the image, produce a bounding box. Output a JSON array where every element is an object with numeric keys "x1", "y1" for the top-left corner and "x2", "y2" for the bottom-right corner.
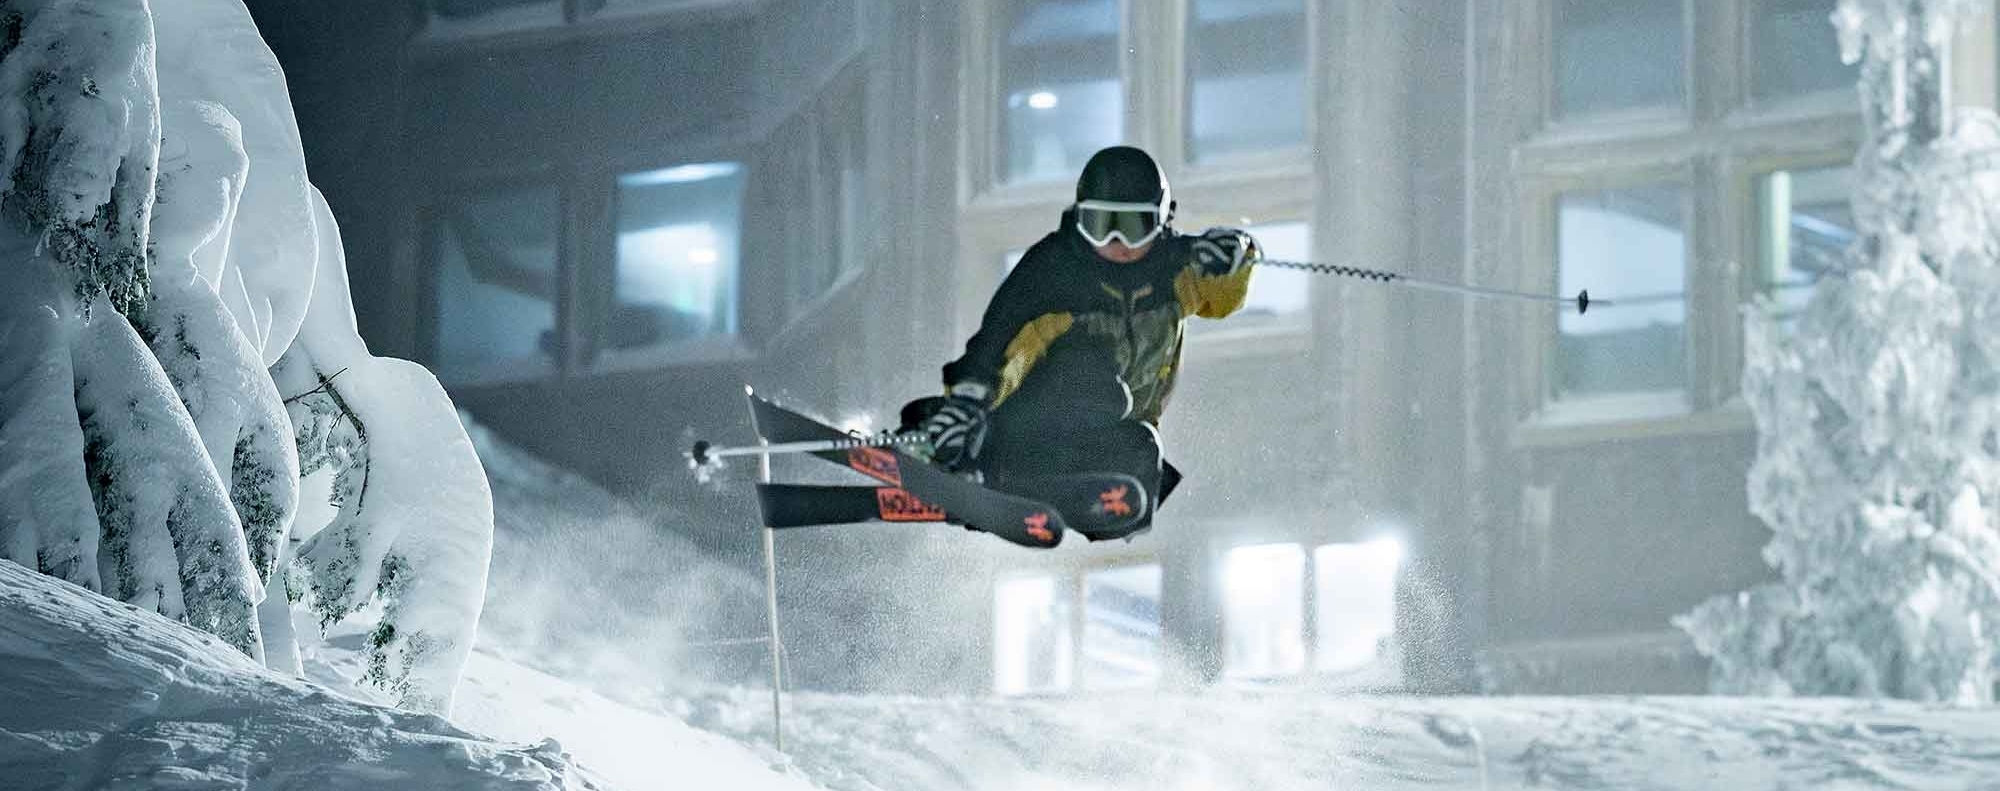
[
  {"x1": 0, "y1": 558, "x2": 601, "y2": 790},
  {"x1": 671, "y1": 686, "x2": 2000, "y2": 791}
]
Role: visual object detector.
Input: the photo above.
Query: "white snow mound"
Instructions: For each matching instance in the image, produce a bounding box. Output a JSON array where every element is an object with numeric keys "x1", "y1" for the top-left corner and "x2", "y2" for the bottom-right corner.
[{"x1": 0, "y1": 558, "x2": 605, "y2": 791}]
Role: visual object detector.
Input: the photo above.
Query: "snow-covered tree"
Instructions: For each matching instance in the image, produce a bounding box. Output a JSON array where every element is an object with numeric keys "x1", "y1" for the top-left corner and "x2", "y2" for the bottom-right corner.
[
  {"x1": 0, "y1": 0, "x2": 492, "y2": 715},
  {"x1": 1677, "y1": 0, "x2": 2000, "y2": 703}
]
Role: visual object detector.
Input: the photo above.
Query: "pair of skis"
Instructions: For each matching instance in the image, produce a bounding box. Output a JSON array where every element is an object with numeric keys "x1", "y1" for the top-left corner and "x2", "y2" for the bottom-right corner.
[{"x1": 739, "y1": 390, "x2": 1145, "y2": 548}]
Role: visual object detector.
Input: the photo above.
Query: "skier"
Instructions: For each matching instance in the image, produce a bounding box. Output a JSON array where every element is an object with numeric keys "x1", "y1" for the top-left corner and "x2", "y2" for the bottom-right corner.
[{"x1": 904, "y1": 145, "x2": 1261, "y2": 540}]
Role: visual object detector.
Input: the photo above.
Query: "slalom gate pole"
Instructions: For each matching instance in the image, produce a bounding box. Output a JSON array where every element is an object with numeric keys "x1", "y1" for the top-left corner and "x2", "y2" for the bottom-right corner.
[{"x1": 759, "y1": 436, "x2": 784, "y2": 753}]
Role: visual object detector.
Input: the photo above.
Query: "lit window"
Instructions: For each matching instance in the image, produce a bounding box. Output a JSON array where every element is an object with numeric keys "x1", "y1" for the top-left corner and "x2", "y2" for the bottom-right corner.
[
  {"x1": 1314, "y1": 539, "x2": 1402, "y2": 675},
  {"x1": 610, "y1": 162, "x2": 745, "y2": 351},
  {"x1": 1082, "y1": 565, "x2": 1162, "y2": 689},
  {"x1": 431, "y1": 184, "x2": 561, "y2": 373},
  {"x1": 1750, "y1": 0, "x2": 1857, "y2": 100},
  {"x1": 1187, "y1": 0, "x2": 1307, "y2": 161},
  {"x1": 994, "y1": 576, "x2": 1074, "y2": 694},
  {"x1": 999, "y1": 0, "x2": 1122, "y2": 185},
  {"x1": 1555, "y1": 184, "x2": 1687, "y2": 399},
  {"x1": 1553, "y1": 0, "x2": 1686, "y2": 119},
  {"x1": 1756, "y1": 165, "x2": 1852, "y2": 325},
  {"x1": 1222, "y1": 543, "x2": 1305, "y2": 678}
]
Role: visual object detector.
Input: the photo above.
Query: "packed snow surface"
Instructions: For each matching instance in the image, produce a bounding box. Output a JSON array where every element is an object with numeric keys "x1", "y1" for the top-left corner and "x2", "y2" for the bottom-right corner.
[
  {"x1": 0, "y1": 558, "x2": 597, "y2": 790},
  {"x1": 674, "y1": 686, "x2": 2000, "y2": 791}
]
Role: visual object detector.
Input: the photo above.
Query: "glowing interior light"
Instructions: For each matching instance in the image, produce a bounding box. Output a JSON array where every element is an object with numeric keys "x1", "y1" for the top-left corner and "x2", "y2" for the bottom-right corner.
[
  {"x1": 687, "y1": 247, "x2": 719, "y2": 265},
  {"x1": 1370, "y1": 536, "x2": 1405, "y2": 568},
  {"x1": 1028, "y1": 91, "x2": 1059, "y2": 110}
]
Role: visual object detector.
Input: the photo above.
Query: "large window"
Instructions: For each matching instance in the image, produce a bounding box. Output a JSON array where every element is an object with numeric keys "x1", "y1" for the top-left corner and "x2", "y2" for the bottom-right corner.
[
  {"x1": 430, "y1": 184, "x2": 562, "y2": 375},
  {"x1": 998, "y1": 0, "x2": 1123, "y2": 185},
  {"x1": 1554, "y1": 184, "x2": 1688, "y2": 400},
  {"x1": 425, "y1": 66, "x2": 865, "y2": 379},
  {"x1": 1755, "y1": 164, "x2": 1853, "y2": 325},
  {"x1": 1219, "y1": 540, "x2": 1405, "y2": 683},
  {"x1": 608, "y1": 162, "x2": 746, "y2": 353},
  {"x1": 1749, "y1": 0, "x2": 1858, "y2": 101},
  {"x1": 994, "y1": 563, "x2": 1163, "y2": 694},
  {"x1": 965, "y1": 0, "x2": 1313, "y2": 355},
  {"x1": 1082, "y1": 565, "x2": 1164, "y2": 688},
  {"x1": 1222, "y1": 543, "x2": 1306, "y2": 678},
  {"x1": 1186, "y1": 0, "x2": 1308, "y2": 161},
  {"x1": 994, "y1": 576, "x2": 1074, "y2": 695},
  {"x1": 1514, "y1": 0, "x2": 1860, "y2": 431},
  {"x1": 1552, "y1": 0, "x2": 1687, "y2": 119},
  {"x1": 1313, "y1": 539, "x2": 1402, "y2": 674}
]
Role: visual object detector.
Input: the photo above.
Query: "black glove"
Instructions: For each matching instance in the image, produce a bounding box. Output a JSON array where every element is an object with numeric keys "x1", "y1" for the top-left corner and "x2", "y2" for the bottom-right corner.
[
  {"x1": 1190, "y1": 227, "x2": 1259, "y2": 276},
  {"x1": 920, "y1": 395, "x2": 988, "y2": 472}
]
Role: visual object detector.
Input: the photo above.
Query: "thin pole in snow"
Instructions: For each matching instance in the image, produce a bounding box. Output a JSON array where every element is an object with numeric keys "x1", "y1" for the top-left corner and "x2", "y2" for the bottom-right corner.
[{"x1": 759, "y1": 435, "x2": 785, "y2": 753}]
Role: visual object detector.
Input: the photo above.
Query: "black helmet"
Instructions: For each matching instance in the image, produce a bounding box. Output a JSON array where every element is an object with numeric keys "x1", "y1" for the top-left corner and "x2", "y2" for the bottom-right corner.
[{"x1": 1073, "y1": 146, "x2": 1173, "y2": 247}]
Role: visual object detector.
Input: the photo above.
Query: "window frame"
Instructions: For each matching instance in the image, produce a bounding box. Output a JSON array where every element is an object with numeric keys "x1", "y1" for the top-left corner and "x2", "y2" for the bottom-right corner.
[
  {"x1": 1538, "y1": 0, "x2": 1697, "y2": 133},
  {"x1": 963, "y1": 0, "x2": 1318, "y2": 204},
  {"x1": 1209, "y1": 536, "x2": 1408, "y2": 689},
  {"x1": 419, "y1": 167, "x2": 574, "y2": 388},
  {"x1": 990, "y1": 551, "x2": 1167, "y2": 696},
  {"x1": 1506, "y1": 0, "x2": 1862, "y2": 447},
  {"x1": 1722, "y1": 147, "x2": 1858, "y2": 394},
  {"x1": 1519, "y1": 166, "x2": 1699, "y2": 426},
  {"x1": 958, "y1": 0, "x2": 1318, "y2": 357},
  {"x1": 585, "y1": 143, "x2": 760, "y2": 375},
  {"x1": 1171, "y1": 0, "x2": 1319, "y2": 179}
]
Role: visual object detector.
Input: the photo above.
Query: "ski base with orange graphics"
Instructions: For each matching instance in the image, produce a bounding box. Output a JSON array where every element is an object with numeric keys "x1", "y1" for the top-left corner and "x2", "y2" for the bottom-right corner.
[
  {"x1": 756, "y1": 472, "x2": 1147, "y2": 536},
  {"x1": 746, "y1": 391, "x2": 1145, "y2": 548}
]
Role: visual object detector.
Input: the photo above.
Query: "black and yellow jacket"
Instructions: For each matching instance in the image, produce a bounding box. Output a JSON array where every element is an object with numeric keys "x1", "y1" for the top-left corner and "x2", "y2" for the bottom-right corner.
[{"x1": 943, "y1": 219, "x2": 1258, "y2": 426}]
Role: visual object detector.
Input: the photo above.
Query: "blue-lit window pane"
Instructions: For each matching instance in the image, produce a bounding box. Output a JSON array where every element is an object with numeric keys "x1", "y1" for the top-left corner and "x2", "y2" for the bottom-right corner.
[
  {"x1": 1752, "y1": 0, "x2": 1857, "y2": 100},
  {"x1": 1314, "y1": 540, "x2": 1402, "y2": 675},
  {"x1": 611, "y1": 162, "x2": 745, "y2": 350},
  {"x1": 1000, "y1": 0, "x2": 1122, "y2": 185},
  {"x1": 1223, "y1": 543, "x2": 1305, "y2": 678},
  {"x1": 995, "y1": 576, "x2": 1074, "y2": 694},
  {"x1": 1083, "y1": 565, "x2": 1162, "y2": 689},
  {"x1": 1756, "y1": 165, "x2": 1852, "y2": 326},
  {"x1": 1556, "y1": 184, "x2": 1687, "y2": 398},
  {"x1": 1554, "y1": 0, "x2": 1686, "y2": 118},
  {"x1": 432, "y1": 185, "x2": 560, "y2": 371},
  {"x1": 1187, "y1": 0, "x2": 1306, "y2": 161}
]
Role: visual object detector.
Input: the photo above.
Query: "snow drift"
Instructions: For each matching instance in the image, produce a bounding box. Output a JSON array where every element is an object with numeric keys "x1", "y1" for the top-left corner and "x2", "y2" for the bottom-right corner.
[{"x1": 0, "y1": 558, "x2": 597, "y2": 791}]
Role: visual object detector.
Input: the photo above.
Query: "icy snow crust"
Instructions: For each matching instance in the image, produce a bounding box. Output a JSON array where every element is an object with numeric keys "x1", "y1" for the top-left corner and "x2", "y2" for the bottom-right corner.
[
  {"x1": 677, "y1": 687, "x2": 2000, "y2": 791},
  {"x1": 0, "y1": 559, "x2": 600, "y2": 791}
]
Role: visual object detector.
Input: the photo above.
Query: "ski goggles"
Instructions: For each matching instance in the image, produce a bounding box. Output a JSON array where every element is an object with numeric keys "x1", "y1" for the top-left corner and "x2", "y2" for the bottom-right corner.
[{"x1": 1074, "y1": 200, "x2": 1166, "y2": 248}]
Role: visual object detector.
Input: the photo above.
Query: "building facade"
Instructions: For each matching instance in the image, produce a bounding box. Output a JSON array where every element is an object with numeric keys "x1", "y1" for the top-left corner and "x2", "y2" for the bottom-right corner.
[{"x1": 250, "y1": 0, "x2": 2000, "y2": 696}]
